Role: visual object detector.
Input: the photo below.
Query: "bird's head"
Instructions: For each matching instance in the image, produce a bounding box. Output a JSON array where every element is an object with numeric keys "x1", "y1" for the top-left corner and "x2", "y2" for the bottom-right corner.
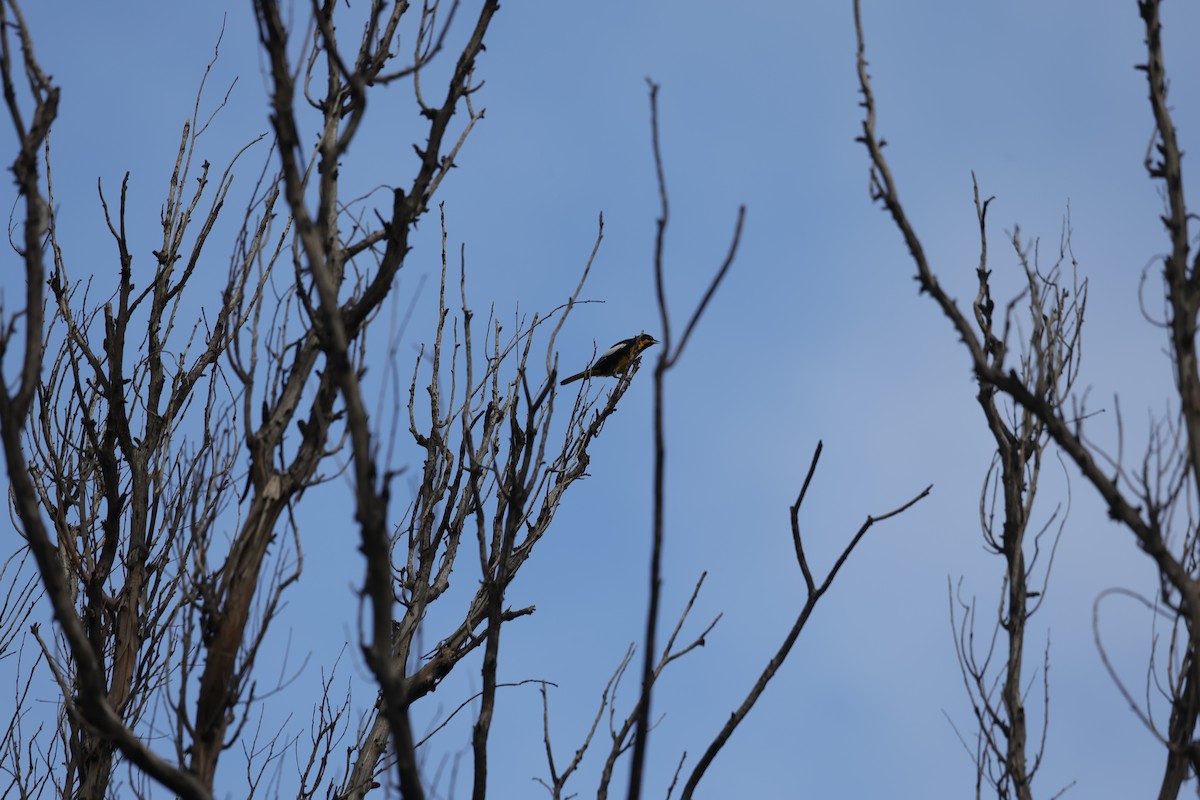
[{"x1": 634, "y1": 333, "x2": 659, "y2": 353}]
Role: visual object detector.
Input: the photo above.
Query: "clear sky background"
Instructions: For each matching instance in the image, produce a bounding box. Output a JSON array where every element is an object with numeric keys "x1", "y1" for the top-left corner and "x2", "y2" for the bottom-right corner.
[{"x1": 3, "y1": 1, "x2": 1200, "y2": 798}]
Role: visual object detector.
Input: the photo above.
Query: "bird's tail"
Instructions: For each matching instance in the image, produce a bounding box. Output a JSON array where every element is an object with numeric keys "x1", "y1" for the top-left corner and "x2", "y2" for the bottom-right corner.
[{"x1": 559, "y1": 370, "x2": 588, "y2": 386}]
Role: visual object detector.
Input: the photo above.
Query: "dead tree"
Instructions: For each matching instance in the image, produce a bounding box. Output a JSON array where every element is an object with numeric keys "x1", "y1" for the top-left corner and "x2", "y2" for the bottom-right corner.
[
  {"x1": 855, "y1": 0, "x2": 1200, "y2": 796},
  {"x1": 945, "y1": 186, "x2": 1084, "y2": 799},
  {"x1": 0, "y1": 0, "x2": 627, "y2": 795},
  {"x1": 0, "y1": 1, "x2": 223, "y2": 796},
  {"x1": 0, "y1": 1, "x2": 932, "y2": 797},
  {"x1": 0, "y1": 1, "x2": 697, "y2": 797}
]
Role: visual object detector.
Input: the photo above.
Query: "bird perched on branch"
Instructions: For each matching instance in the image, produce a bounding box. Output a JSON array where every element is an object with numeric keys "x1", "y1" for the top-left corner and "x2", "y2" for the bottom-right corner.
[{"x1": 560, "y1": 333, "x2": 659, "y2": 386}]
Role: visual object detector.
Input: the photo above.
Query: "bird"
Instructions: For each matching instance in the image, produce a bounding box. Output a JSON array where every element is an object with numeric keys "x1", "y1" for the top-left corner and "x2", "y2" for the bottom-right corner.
[{"x1": 560, "y1": 333, "x2": 659, "y2": 386}]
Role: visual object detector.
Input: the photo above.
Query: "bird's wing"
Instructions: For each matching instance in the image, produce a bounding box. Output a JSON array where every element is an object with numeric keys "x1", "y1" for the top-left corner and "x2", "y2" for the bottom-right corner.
[
  {"x1": 597, "y1": 339, "x2": 629, "y2": 361},
  {"x1": 590, "y1": 339, "x2": 632, "y2": 374}
]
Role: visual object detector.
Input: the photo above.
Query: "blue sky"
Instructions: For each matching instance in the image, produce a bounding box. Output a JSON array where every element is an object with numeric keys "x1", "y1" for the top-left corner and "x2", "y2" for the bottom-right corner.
[{"x1": 3, "y1": 1, "x2": 1200, "y2": 797}]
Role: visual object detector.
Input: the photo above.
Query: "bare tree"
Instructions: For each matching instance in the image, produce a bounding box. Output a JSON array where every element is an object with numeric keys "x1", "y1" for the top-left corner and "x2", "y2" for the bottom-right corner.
[
  {"x1": 855, "y1": 0, "x2": 1200, "y2": 796},
  {"x1": 945, "y1": 185, "x2": 1084, "y2": 800},
  {"x1": 0, "y1": 1, "x2": 933, "y2": 798},
  {"x1": 1, "y1": 0, "x2": 613, "y2": 795}
]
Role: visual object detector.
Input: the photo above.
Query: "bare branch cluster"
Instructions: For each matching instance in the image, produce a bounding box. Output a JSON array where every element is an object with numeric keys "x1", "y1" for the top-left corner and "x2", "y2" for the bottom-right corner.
[
  {"x1": 2, "y1": 1, "x2": 683, "y2": 797},
  {"x1": 855, "y1": 0, "x2": 1200, "y2": 796},
  {"x1": 622, "y1": 81, "x2": 929, "y2": 800},
  {"x1": 0, "y1": 1, "x2": 936, "y2": 798},
  {"x1": 943, "y1": 181, "x2": 1085, "y2": 800}
]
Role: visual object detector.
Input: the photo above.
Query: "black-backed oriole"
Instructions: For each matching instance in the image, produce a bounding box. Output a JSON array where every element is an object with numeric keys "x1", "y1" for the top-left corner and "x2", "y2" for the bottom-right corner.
[{"x1": 560, "y1": 333, "x2": 659, "y2": 386}]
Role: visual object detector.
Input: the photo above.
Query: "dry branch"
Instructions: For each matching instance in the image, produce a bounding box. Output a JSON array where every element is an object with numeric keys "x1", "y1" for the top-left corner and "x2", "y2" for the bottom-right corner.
[{"x1": 855, "y1": 1, "x2": 1200, "y2": 795}]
